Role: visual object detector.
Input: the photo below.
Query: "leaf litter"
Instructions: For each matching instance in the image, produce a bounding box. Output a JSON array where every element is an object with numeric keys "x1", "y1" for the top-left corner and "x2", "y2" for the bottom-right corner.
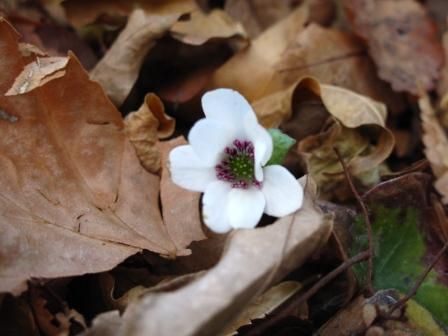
[{"x1": 1, "y1": 0, "x2": 448, "y2": 335}]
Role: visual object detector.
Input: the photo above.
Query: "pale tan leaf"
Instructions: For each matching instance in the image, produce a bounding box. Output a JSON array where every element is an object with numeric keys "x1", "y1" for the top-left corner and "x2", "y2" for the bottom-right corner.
[
  {"x1": 224, "y1": 0, "x2": 299, "y2": 38},
  {"x1": 62, "y1": 0, "x2": 196, "y2": 28},
  {"x1": 222, "y1": 281, "x2": 303, "y2": 336},
  {"x1": 209, "y1": 5, "x2": 310, "y2": 102},
  {"x1": 90, "y1": 6, "x2": 190, "y2": 106},
  {"x1": 124, "y1": 93, "x2": 175, "y2": 174},
  {"x1": 83, "y1": 177, "x2": 332, "y2": 336},
  {"x1": 254, "y1": 77, "x2": 394, "y2": 199},
  {"x1": 170, "y1": 9, "x2": 248, "y2": 46},
  {"x1": 5, "y1": 56, "x2": 68, "y2": 95},
  {"x1": 0, "y1": 20, "x2": 184, "y2": 294},
  {"x1": 210, "y1": 13, "x2": 403, "y2": 113},
  {"x1": 420, "y1": 94, "x2": 448, "y2": 204}
]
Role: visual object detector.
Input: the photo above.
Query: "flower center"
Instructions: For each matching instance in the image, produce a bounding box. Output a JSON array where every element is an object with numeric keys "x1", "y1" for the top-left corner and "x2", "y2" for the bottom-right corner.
[{"x1": 215, "y1": 139, "x2": 262, "y2": 189}]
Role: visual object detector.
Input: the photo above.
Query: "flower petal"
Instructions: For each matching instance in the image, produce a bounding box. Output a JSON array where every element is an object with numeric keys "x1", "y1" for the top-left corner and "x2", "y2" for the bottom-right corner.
[
  {"x1": 243, "y1": 114, "x2": 273, "y2": 181},
  {"x1": 169, "y1": 145, "x2": 216, "y2": 192},
  {"x1": 262, "y1": 165, "x2": 303, "y2": 217},
  {"x1": 188, "y1": 118, "x2": 235, "y2": 166},
  {"x1": 201, "y1": 88, "x2": 254, "y2": 127},
  {"x1": 227, "y1": 188, "x2": 265, "y2": 229},
  {"x1": 202, "y1": 181, "x2": 232, "y2": 233}
]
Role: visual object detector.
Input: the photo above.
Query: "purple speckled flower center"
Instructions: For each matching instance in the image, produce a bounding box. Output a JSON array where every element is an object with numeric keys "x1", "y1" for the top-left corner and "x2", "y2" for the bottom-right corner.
[{"x1": 215, "y1": 139, "x2": 262, "y2": 189}]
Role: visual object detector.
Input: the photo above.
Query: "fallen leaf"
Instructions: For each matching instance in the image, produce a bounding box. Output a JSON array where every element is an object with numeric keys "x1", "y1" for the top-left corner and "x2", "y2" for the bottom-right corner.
[
  {"x1": 222, "y1": 281, "x2": 303, "y2": 336},
  {"x1": 320, "y1": 291, "x2": 447, "y2": 336},
  {"x1": 420, "y1": 94, "x2": 448, "y2": 204},
  {"x1": 90, "y1": 6, "x2": 191, "y2": 106},
  {"x1": 351, "y1": 204, "x2": 448, "y2": 324},
  {"x1": 211, "y1": 13, "x2": 404, "y2": 114},
  {"x1": 159, "y1": 137, "x2": 207, "y2": 254},
  {"x1": 0, "y1": 19, "x2": 186, "y2": 294},
  {"x1": 124, "y1": 93, "x2": 175, "y2": 173},
  {"x1": 209, "y1": 5, "x2": 310, "y2": 102},
  {"x1": 5, "y1": 56, "x2": 68, "y2": 95},
  {"x1": 224, "y1": 0, "x2": 299, "y2": 38},
  {"x1": 82, "y1": 177, "x2": 333, "y2": 336},
  {"x1": 343, "y1": 0, "x2": 444, "y2": 94},
  {"x1": 62, "y1": 0, "x2": 196, "y2": 28},
  {"x1": 254, "y1": 77, "x2": 395, "y2": 199},
  {"x1": 169, "y1": 9, "x2": 248, "y2": 46}
]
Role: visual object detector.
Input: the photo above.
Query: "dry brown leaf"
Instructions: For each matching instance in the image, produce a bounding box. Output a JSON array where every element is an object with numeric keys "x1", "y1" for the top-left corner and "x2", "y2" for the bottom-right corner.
[
  {"x1": 90, "y1": 6, "x2": 191, "y2": 106},
  {"x1": 209, "y1": 4, "x2": 310, "y2": 102},
  {"x1": 211, "y1": 13, "x2": 403, "y2": 113},
  {"x1": 62, "y1": 0, "x2": 196, "y2": 28},
  {"x1": 170, "y1": 9, "x2": 248, "y2": 46},
  {"x1": 5, "y1": 56, "x2": 68, "y2": 95},
  {"x1": 224, "y1": 0, "x2": 299, "y2": 38},
  {"x1": 159, "y1": 137, "x2": 207, "y2": 253},
  {"x1": 222, "y1": 281, "x2": 303, "y2": 336},
  {"x1": 420, "y1": 94, "x2": 448, "y2": 204},
  {"x1": 0, "y1": 19, "x2": 187, "y2": 294},
  {"x1": 124, "y1": 93, "x2": 175, "y2": 174},
  {"x1": 320, "y1": 291, "x2": 447, "y2": 336},
  {"x1": 83, "y1": 177, "x2": 332, "y2": 336},
  {"x1": 253, "y1": 77, "x2": 394, "y2": 199},
  {"x1": 343, "y1": 0, "x2": 444, "y2": 94}
]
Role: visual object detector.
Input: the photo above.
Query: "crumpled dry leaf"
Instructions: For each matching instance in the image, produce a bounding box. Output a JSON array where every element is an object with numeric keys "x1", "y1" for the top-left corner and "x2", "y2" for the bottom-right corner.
[
  {"x1": 254, "y1": 77, "x2": 394, "y2": 199},
  {"x1": 169, "y1": 9, "x2": 248, "y2": 46},
  {"x1": 343, "y1": 0, "x2": 443, "y2": 94},
  {"x1": 124, "y1": 93, "x2": 175, "y2": 173},
  {"x1": 90, "y1": 6, "x2": 191, "y2": 106},
  {"x1": 320, "y1": 290, "x2": 447, "y2": 336},
  {"x1": 62, "y1": 0, "x2": 196, "y2": 28},
  {"x1": 83, "y1": 177, "x2": 333, "y2": 336},
  {"x1": 222, "y1": 281, "x2": 303, "y2": 336},
  {"x1": 0, "y1": 20, "x2": 187, "y2": 294},
  {"x1": 420, "y1": 94, "x2": 448, "y2": 204},
  {"x1": 224, "y1": 0, "x2": 299, "y2": 38},
  {"x1": 159, "y1": 137, "x2": 206, "y2": 253},
  {"x1": 5, "y1": 56, "x2": 68, "y2": 95},
  {"x1": 211, "y1": 11, "x2": 403, "y2": 113},
  {"x1": 209, "y1": 5, "x2": 309, "y2": 102}
]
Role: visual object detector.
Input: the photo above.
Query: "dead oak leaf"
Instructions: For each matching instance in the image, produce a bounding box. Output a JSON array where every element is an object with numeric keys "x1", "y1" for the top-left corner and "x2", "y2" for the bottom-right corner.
[
  {"x1": 343, "y1": 0, "x2": 443, "y2": 94},
  {"x1": 420, "y1": 94, "x2": 448, "y2": 204},
  {"x1": 0, "y1": 19, "x2": 185, "y2": 294},
  {"x1": 124, "y1": 93, "x2": 175, "y2": 174}
]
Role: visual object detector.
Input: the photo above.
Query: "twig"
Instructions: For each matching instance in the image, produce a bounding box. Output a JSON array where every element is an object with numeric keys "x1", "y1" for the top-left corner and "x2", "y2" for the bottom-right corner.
[
  {"x1": 387, "y1": 239, "x2": 448, "y2": 316},
  {"x1": 333, "y1": 147, "x2": 374, "y2": 296},
  {"x1": 244, "y1": 250, "x2": 371, "y2": 336}
]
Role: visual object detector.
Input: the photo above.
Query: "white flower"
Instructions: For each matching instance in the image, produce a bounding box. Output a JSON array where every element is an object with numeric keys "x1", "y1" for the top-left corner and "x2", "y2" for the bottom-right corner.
[{"x1": 169, "y1": 89, "x2": 303, "y2": 233}]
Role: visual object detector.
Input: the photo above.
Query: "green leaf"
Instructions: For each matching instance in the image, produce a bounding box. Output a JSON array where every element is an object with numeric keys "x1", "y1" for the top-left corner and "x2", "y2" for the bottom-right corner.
[
  {"x1": 351, "y1": 206, "x2": 448, "y2": 325},
  {"x1": 266, "y1": 129, "x2": 296, "y2": 166}
]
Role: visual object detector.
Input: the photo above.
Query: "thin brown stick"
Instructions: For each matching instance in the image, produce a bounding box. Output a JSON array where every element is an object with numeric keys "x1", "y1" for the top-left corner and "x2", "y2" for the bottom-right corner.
[
  {"x1": 387, "y1": 239, "x2": 448, "y2": 316},
  {"x1": 245, "y1": 250, "x2": 371, "y2": 336},
  {"x1": 333, "y1": 147, "x2": 374, "y2": 295}
]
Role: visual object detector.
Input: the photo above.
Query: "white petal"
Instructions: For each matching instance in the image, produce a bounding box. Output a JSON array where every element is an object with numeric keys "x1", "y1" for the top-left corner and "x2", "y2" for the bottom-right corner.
[
  {"x1": 262, "y1": 165, "x2": 303, "y2": 217},
  {"x1": 188, "y1": 118, "x2": 235, "y2": 166},
  {"x1": 202, "y1": 181, "x2": 232, "y2": 233},
  {"x1": 243, "y1": 114, "x2": 273, "y2": 181},
  {"x1": 202, "y1": 88, "x2": 254, "y2": 127},
  {"x1": 169, "y1": 145, "x2": 216, "y2": 192},
  {"x1": 227, "y1": 188, "x2": 265, "y2": 229}
]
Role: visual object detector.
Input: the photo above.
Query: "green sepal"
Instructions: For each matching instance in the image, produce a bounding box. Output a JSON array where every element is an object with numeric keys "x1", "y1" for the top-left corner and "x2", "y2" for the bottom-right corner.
[{"x1": 266, "y1": 129, "x2": 296, "y2": 166}]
